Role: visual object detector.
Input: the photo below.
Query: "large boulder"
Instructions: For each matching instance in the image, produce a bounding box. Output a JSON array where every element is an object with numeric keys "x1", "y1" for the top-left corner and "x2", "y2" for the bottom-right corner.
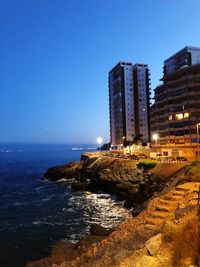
[
  {"x1": 90, "y1": 224, "x2": 115, "y2": 236},
  {"x1": 44, "y1": 162, "x2": 82, "y2": 181},
  {"x1": 135, "y1": 255, "x2": 160, "y2": 267},
  {"x1": 145, "y1": 233, "x2": 163, "y2": 256}
]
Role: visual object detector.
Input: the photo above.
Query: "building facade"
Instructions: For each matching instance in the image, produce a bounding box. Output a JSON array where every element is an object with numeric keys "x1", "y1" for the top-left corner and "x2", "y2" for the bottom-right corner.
[
  {"x1": 151, "y1": 46, "x2": 200, "y2": 159},
  {"x1": 164, "y1": 46, "x2": 200, "y2": 75},
  {"x1": 109, "y1": 62, "x2": 150, "y2": 149}
]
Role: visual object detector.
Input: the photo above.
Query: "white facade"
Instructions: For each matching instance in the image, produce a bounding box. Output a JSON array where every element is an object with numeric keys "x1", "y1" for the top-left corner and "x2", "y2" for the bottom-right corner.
[
  {"x1": 109, "y1": 62, "x2": 150, "y2": 149},
  {"x1": 109, "y1": 74, "x2": 123, "y2": 146},
  {"x1": 134, "y1": 64, "x2": 149, "y2": 141},
  {"x1": 191, "y1": 48, "x2": 200, "y2": 65},
  {"x1": 124, "y1": 65, "x2": 135, "y2": 141}
]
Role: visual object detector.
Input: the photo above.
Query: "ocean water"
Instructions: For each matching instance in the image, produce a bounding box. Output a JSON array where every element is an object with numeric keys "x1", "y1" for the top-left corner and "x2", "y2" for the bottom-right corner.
[{"x1": 0, "y1": 144, "x2": 132, "y2": 267}]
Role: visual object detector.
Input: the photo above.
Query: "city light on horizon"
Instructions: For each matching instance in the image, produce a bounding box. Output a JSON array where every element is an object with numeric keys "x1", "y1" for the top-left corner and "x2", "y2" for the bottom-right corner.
[{"x1": 97, "y1": 137, "x2": 103, "y2": 146}]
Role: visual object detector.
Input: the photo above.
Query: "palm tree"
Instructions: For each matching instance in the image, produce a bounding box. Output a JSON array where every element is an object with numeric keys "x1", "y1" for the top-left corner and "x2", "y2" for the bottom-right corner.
[{"x1": 133, "y1": 133, "x2": 143, "y2": 145}]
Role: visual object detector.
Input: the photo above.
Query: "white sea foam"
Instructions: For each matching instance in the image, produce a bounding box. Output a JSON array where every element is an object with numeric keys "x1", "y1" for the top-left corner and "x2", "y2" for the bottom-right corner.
[
  {"x1": 32, "y1": 220, "x2": 67, "y2": 226},
  {"x1": 56, "y1": 178, "x2": 68, "y2": 183},
  {"x1": 71, "y1": 147, "x2": 84, "y2": 151},
  {"x1": 13, "y1": 202, "x2": 24, "y2": 206},
  {"x1": 66, "y1": 234, "x2": 79, "y2": 243},
  {"x1": 1, "y1": 149, "x2": 24, "y2": 153},
  {"x1": 42, "y1": 197, "x2": 51, "y2": 202},
  {"x1": 32, "y1": 221, "x2": 41, "y2": 225},
  {"x1": 41, "y1": 194, "x2": 57, "y2": 202},
  {"x1": 36, "y1": 186, "x2": 44, "y2": 191}
]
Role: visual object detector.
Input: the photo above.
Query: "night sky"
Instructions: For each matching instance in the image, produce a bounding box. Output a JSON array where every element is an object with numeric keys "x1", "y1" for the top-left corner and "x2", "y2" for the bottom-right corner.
[{"x1": 0, "y1": 0, "x2": 200, "y2": 144}]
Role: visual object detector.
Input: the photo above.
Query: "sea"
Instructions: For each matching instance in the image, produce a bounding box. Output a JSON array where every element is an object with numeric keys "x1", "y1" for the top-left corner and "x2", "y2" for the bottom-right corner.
[{"x1": 0, "y1": 144, "x2": 132, "y2": 267}]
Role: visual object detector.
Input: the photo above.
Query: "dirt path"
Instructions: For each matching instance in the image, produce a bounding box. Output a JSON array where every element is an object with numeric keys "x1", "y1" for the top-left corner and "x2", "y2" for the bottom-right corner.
[{"x1": 150, "y1": 163, "x2": 185, "y2": 178}]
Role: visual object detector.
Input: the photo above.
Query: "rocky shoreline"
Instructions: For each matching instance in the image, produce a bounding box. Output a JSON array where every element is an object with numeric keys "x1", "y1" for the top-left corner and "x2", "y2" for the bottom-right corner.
[
  {"x1": 44, "y1": 152, "x2": 185, "y2": 213},
  {"x1": 27, "y1": 152, "x2": 188, "y2": 267}
]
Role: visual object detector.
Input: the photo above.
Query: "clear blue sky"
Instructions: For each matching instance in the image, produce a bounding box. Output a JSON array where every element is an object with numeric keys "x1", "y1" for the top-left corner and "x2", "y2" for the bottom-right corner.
[{"x1": 0, "y1": 0, "x2": 200, "y2": 144}]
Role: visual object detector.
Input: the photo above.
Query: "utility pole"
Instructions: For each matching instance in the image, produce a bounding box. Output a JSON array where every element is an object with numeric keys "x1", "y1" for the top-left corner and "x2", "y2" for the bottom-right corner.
[
  {"x1": 197, "y1": 123, "x2": 200, "y2": 162},
  {"x1": 197, "y1": 185, "x2": 200, "y2": 266}
]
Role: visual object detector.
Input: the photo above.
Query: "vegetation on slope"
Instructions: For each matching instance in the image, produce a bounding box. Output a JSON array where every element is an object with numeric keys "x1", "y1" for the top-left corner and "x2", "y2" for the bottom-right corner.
[
  {"x1": 163, "y1": 210, "x2": 198, "y2": 266},
  {"x1": 137, "y1": 160, "x2": 156, "y2": 171},
  {"x1": 184, "y1": 164, "x2": 200, "y2": 182}
]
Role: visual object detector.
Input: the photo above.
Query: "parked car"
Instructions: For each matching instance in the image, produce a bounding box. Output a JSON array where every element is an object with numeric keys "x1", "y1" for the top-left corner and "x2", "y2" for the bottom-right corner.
[
  {"x1": 128, "y1": 154, "x2": 138, "y2": 160},
  {"x1": 176, "y1": 156, "x2": 187, "y2": 161},
  {"x1": 137, "y1": 153, "x2": 148, "y2": 159},
  {"x1": 118, "y1": 154, "x2": 127, "y2": 159},
  {"x1": 164, "y1": 156, "x2": 175, "y2": 162},
  {"x1": 150, "y1": 152, "x2": 162, "y2": 160}
]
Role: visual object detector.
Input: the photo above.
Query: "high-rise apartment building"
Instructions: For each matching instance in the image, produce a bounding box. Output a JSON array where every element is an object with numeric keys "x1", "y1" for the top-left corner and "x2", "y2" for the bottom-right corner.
[
  {"x1": 164, "y1": 46, "x2": 200, "y2": 75},
  {"x1": 109, "y1": 62, "x2": 150, "y2": 150},
  {"x1": 151, "y1": 46, "x2": 200, "y2": 160}
]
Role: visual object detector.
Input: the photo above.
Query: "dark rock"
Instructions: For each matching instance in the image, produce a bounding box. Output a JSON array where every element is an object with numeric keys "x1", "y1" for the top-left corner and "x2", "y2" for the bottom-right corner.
[
  {"x1": 44, "y1": 162, "x2": 82, "y2": 181},
  {"x1": 27, "y1": 236, "x2": 105, "y2": 267},
  {"x1": 44, "y1": 153, "x2": 182, "y2": 217},
  {"x1": 99, "y1": 143, "x2": 110, "y2": 151},
  {"x1": 75, "y1": 235, "x2": 106, "y2": 253},
  {"x1": 90, "y1": 224, "x2": 115, "y2": 236},
  {"x1": 71, "y1": 181, "x2": 91, "y2": 191},
  {"x1": 132, "y1": 209, "x2": 140, "y2": 216}
]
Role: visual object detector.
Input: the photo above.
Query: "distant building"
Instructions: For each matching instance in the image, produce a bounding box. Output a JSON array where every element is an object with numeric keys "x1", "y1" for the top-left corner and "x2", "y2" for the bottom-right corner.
[
  {"x1": 164, "y1": 46, "x2": 200, "y2": 75},
  {"x1": 151, "y1": 46, "x2": 200, "y2": 160},
  {"x1": 109, "y1": 62, "x2": 151, "y2": 150}
]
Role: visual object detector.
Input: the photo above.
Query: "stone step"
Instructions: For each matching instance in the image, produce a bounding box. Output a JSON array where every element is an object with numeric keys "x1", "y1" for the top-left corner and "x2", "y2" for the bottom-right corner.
[
  {"x1": 145, "y1": 218, "x2": 164, "y2": 226},
  {"x1": 176, "y1": 183, "x2": 200, "y2": 191},
  {"x1": 144, "y1": 223, "x2": 159, "y2": 231},
  {"x1": 149, "y1": 211, "x2": 167, "y2": 219},
  {"x1": 190, "y1": 197, "x2": 198, "y2": 201},
  {"x1": 154, "y1": 203, "x2": 175, "y2": 212},
  {"x1": 162, "y1": 195, "x2": 181, "y2": 201},
  {"x1": 158, "y1": 199, "x2": 178, "y2": 206},
  {"x1": 171, "y1": 192, "x2": 184, "y2": 197},
  {"x1": 174, "y1": 187, "x2": 191, "y2": 192}
]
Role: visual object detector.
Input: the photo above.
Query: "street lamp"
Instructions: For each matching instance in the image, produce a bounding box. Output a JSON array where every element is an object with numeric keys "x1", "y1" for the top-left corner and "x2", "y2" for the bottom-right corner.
[
  {"x1": 121, "y1": 136, "x2": 126, "y2": 154},
  {"x1": 122, "y1": 136, "x2": 126, "y2": 148},
  {"x1": 97, "y1": 137, "x2": 103, "y2": 152},
  {"x1": 197, "y1": 123, "x2": 200, "y2": 161},
  {"x1": 152, "y1": 133, "x2": 159, "y2": 155}
]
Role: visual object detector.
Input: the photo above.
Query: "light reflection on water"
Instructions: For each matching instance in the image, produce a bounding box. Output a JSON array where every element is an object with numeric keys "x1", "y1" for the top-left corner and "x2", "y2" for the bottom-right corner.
[
  {"x1": 0, "y1": 144, "x2": 132, "y2": 267},
  {"x1": 68, "y1": 191, "x2": 132, "y2": 230}
]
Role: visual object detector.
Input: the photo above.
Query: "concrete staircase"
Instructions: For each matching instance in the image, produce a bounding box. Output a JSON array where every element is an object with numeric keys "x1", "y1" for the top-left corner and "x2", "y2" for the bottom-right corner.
[{"x1": 144, "y1": 183, "x2": 199, "y2": 231}]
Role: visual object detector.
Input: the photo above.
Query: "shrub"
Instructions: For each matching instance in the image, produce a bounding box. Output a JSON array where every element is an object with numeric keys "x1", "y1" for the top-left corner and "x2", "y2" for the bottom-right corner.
[
  {"x1": 184, "y1": 165, "x2": 200, "y2": 182},
  {"x1": 137, "y1": 160, "x2": 156, "y2": 171},
  {"x1": 162, "y1": 210, "x2": 198, "y2": 267}
]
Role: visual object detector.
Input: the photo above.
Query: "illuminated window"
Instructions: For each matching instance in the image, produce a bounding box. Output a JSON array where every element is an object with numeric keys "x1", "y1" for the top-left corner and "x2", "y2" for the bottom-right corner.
[
  {"x1": 184, "y1": 112, "x2": 189, "y2": 118},
  {"x1": 175, "y1": 113, "x2": 183, "y2": 120},
  {"x1": 168, "y1": 115, "x2": 173, "y2": 121}
]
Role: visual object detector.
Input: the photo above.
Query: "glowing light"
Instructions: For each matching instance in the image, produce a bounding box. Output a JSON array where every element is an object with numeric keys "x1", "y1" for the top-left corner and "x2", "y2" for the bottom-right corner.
[
  {"x1": 97, "y1": 137, "x2": 103, "y2": 145},
  {"x1": 152, "y1": 133, "x2": 159, "y2": 141},
  {"x1": 175, "y1": 113, "x2": 183, "y2": 120},
  {"x1": 184, "y1": 112, "x2": 189, "y2": 118},
  {"x1": 168, "y1": 115, "x2": 173, "y2": 121}
]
